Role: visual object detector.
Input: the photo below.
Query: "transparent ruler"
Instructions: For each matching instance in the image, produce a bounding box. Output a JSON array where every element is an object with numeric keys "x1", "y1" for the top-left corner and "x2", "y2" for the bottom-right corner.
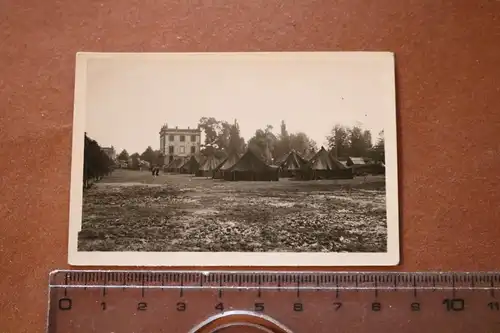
[{"x1": 47, "y1": 270, "x2": 500, "y2": 332}]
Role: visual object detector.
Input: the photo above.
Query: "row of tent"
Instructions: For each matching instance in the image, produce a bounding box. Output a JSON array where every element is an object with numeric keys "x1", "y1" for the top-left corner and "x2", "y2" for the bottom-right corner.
[
  {"x1": 164, "y1": 147, "x2": 385, "y2": 181},
  {"x1": 273, "y1": 148, "x2": 386, "y2": 179}
]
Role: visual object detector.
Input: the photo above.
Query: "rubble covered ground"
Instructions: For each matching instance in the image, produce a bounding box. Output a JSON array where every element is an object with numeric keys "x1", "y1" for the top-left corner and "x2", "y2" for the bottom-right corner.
[{"x1": 78, "y1": 169, "x2": 387, "y2": 252}]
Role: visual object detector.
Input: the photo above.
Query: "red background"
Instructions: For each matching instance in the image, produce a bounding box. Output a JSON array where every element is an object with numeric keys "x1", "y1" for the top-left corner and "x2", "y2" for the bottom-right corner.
[{"x1": 1, "y1": 0, "x2": 499, "y2": 331}]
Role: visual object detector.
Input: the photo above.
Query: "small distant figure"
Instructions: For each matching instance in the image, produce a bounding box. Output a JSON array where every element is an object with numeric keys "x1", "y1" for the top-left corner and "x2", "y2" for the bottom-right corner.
[{"x1": 151, "y1": 166, "x2": 160, "y2": 177}]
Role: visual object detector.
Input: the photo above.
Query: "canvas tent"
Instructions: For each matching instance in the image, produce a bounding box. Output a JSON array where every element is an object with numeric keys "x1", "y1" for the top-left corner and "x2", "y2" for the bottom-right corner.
[
  {"x1": 273, "y1": 153, "x2": 289, "y2": 166},
  {"x1": 165, "y1": 157, "x2": 186, "y2": 173},
  {"x1": 163, "y1": 158, "x2": 176, "y2": 172},
  {"x1": 195, "y1": 155, "x2": 221, "y2": 177},
  {"x1": 279, "y1": 150, "x2": 308, "y2": 178},
  {"x1": 180, "y1": 155, "x2": 200, "y2": 174},
  {"x1": 303, "y1": 150, "x2": 317, "y2": 161},
  {"x1": 224, "y1": 149, "x2": 279, "y2": 181},
  {"x1": 212, "y1": 151, "x2": 241, "y2": 179},
  {"x1": 298, "y1": 146, "x2": 353, "y2": 180}
]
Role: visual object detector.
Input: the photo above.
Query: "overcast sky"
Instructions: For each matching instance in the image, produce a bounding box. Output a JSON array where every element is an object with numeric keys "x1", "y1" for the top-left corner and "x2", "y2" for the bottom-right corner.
[{"x1": 83, "y1": 52, "x2": 394, "y2": 154}]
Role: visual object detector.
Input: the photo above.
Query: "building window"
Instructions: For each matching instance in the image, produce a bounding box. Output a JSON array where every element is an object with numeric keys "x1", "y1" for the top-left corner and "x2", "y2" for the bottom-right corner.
[
  {"x1": 180, "y1": 135, "x2": 185, "y2": 142},
  {"x1": 179, "y1": 146, "x2": 185, "y2": 153},
  {"x1": 190, "y1": 135, "x2": 196, "y2": 142},
  {"x1": 190, "y1": 146, "x2": 196, "y2": 154},
  {"x1": 168, "y1": 146, "x2": 174, "y2": 154},
  {"x1": 169, "y1": 135, "x2": 174, "y2": 141}
]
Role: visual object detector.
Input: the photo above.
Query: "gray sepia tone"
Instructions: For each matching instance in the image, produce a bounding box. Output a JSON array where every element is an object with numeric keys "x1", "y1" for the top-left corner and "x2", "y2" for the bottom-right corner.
[{"x1": 75, "y1": 52, "x2": 396, "y2": 257}]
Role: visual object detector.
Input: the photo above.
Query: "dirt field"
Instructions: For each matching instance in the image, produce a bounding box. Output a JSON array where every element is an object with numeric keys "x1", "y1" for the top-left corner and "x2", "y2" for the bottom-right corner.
[{"x1": 78, "y1": 169, "x2": 387, "y2": 252}]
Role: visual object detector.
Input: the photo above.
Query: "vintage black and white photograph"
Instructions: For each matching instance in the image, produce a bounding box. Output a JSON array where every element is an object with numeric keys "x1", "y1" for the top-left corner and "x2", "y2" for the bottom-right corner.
[{"x1": 68, "y1": 52, "x2": 399, "y2": 266}]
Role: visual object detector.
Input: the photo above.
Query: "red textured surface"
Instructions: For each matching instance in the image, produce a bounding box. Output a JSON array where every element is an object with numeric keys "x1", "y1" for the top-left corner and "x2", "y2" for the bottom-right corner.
[{"x1": 1, "y1": 0, "x2": 499, "y2": 332}]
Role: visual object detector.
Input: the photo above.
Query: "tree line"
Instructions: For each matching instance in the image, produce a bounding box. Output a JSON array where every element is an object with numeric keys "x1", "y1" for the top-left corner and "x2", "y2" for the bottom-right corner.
[
  {"x1": 84, "y1": 133, "x2": 165, "y2": 186},
  {"x1": 83, "y1": 133, "x2": 114, "y2": 188},
  {"x1": 111, "y1": 118, "x2": 386, "y2": 170},
  {"x1": 115, "y1": 147, "x2": 165, "y2": 169},
  {"x1": 327, "y1": 125, "x2": 385, "y2": 163},
  {"x1": 198, "y1": 117, "x2": 318, "y2": 164},
  {"x1": 197, "y1": 117, "x2": 385, "y2": 164}
]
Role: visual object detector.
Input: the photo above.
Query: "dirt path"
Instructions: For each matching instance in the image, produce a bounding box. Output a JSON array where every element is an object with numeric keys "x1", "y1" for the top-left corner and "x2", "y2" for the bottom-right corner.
[{"x1": 78, "y1": 170, "x2": 387, "y2": 253}]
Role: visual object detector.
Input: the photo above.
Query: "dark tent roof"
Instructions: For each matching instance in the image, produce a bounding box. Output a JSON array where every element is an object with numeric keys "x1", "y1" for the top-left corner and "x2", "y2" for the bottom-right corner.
[
  {"x1": 165, "y1": 158, "x2": 177, "y2": 169},
  {"x1": 180, "y1": 155, "x2": 199, "y2": 170},
  {"x1": 274, "y1": 153, "x2": 289, "y2": 165},
  {"x1": 307, "y1": 146, "x2": 347, "y2": 170},
  {"x1": 176, "y1": 157, "x2": 188, "y2": 168},
  {"x1": 197, "y1": 155, "x2": 206, "y2": 166},
  {"x1": 280, "y1": 150, "x2": 307, "y2": 170},
  {"x1": 276, "y1": 150, "x2": 309, "y2": 163},
  {"x1": 303, "y1": 150, "x2": 316, "y2": 161},
  {"x1": 227, "y1": 149, "x2": 276, "y2": 172},
  {"x1": 199, "y1": 155, "x2": 221, "y2": 171},
  {"x1": 214, "y1": 151, "x2": 241, "y2": 171},
  {"x1": 167, "y1": 157, "x2": 187, "y2": 169},
  {"x1": 191, "y1": 154, "x2": 202, "y2": 163}
]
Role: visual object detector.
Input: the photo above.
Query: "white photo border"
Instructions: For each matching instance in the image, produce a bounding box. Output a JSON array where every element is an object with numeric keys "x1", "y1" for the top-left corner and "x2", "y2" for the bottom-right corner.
[{"x1": 67, "y1": 51, "x2": 400, "y2": 266}]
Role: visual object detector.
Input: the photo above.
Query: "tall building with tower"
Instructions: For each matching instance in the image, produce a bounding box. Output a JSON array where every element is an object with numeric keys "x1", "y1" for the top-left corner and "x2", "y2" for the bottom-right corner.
[{"x1": 159, "y1": 123, "x2": 201, "y2": 164}]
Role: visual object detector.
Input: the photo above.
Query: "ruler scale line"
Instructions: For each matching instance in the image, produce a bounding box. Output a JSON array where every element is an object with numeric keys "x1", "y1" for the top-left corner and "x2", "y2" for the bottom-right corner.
[
  {"x1": 141, "y1": 276, "x2": 145, "y2": 298},
  {"x1": 102, "y1": 273, "x2": 107, "y2": 297},
  {"x1": 48, "y1": 283, "x2": 500, "y2": 292},
  {"x1": 47, "y1": 270, "x2": 500, "y2": 333},
  {"x1": 258, "y1": 275, "x2": 262, "y2": 298},
  {"x1": 452, "y1": 274, "x2": 456, "y2": 298},
  {"x1": 64, "y1": 274, "x2": 68, "y2": 297},
  {"x1": 335, "y1": 275, "x2": 340, "y2": 298},
  {"x1": 180, "y1": 275, "x2": 184, "y2": 298}
]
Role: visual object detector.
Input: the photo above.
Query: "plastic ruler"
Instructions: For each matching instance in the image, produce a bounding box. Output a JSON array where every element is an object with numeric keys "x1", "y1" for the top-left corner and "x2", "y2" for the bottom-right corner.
[{"x1": 47, "y1": 270, "x2": 500, "y2": 332}]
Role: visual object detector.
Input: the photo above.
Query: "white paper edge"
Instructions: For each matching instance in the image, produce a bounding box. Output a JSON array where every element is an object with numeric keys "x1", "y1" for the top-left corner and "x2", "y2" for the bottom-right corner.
[{"x1": 67, "y1": 51, "x2": 400, "y2": 267}]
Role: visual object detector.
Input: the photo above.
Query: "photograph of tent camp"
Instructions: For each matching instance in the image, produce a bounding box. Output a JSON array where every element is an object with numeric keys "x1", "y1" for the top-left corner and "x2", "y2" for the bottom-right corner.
[{"x1": 68, "y1": 52, "x2": 399, "y2": 266}]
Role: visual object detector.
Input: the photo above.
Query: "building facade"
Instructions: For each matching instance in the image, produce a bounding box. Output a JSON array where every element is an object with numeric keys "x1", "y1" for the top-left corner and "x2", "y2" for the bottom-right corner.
[{"x1": 159, "y1": 123, "x2": 201, "y2": 164}]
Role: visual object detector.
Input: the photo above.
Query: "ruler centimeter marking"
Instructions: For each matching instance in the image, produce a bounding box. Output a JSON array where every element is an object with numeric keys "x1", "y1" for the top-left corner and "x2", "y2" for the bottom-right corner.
[
  {"x1": 48, "y1": 271, "x2": 500, "y2": 293},
  {"x1": 50, "y1": 270, "x2": 500, "y2": 282},
  {"x1": 47, "y1": 271, "x2": 500, "y2": 333}
]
